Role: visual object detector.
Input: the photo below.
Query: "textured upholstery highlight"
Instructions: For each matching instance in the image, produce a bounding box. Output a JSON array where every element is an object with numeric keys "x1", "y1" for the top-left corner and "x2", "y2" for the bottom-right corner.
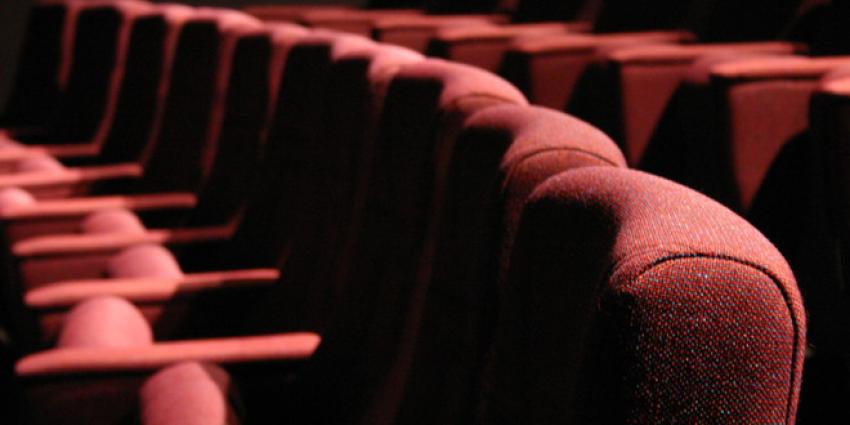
[
  {"x1": 107, "y1": 244, "x2": 183, "y2": 279},
  {"x1": 479, "y1": 167, "x2": 805, "y2": 424},
  {"x1": 57, "y1": 296, "x2": 153, "y2": 348},
  {"x1": 394, "y1": 105, "x2": 625, "y2": 425},
  {"x1": 140, "y1": 362, "x2": 240, "y2": 425}
]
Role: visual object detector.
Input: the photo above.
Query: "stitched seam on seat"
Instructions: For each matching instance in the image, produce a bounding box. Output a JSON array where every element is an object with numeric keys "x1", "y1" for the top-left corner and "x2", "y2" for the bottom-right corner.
[{"x1": 617, "y1": 252, "x2": 802, "y2": 423}]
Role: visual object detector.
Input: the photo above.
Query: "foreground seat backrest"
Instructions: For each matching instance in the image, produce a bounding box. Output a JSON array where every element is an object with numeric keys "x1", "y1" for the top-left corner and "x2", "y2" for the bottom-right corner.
[
  {"x1": 394, "y1": 105, "x2": 626, "y2": 425},
  {"x1": 479, "y1": 167, "x2": 805, "y2": 424},
  {"x1": 287, "y1": 59, "x2": 527, "y2": 425}
]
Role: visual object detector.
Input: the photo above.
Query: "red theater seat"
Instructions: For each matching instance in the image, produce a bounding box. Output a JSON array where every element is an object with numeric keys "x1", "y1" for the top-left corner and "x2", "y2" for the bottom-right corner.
[
  {"x1": 499, "y1": 31, "x2": 693, "y2": 109},
  {"x1": 479, "y1": 167, "x2": 805, "y2": 423},
  {"x1": 2, "y1": 1, "x2": 154, "y2": 146},
  {"x1": 569, "y1": 41, "x2": 803, "y2": 166},
  {"x1": 0, "y1": 10, "x2": 265, "y2": 242},
  {"x1": 1, "y1": 1, "x2": 70, "y2": 134},
  {"x1": 426, "y1": 22, "x2": 587, "y2": 71},
  {"x1": 15, "y1": 38, "x2": 425, "y2": 343},
  {"x1": 0, "y1": 4, "x2": 195, "y2": 170}
]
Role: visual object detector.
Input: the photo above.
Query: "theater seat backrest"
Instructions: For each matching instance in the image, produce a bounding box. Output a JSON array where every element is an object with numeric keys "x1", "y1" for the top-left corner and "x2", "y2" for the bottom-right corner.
[
  {"x1": 395, "y1": 105, "x2": 626, "y2": 425},
  {"x1": 1, "y1": 1, "x2": 67, "y2": 128},
  {"x1": 184, "y1": 25, "x2": 306, "y2": 228},
  {"x1": 42, "y1": 1, "x2": 148, "y2": 142},
  {"x1": 480, "y1": 167, "x2": 805, "y2": 424},
  {"x1": 94, "y1": 4, "x2": 195, "y2": 164},
  {"x1": 215, "y1": 32, "x2": 377, "y2": 269},
  {"x1": 237, "y1": 43, "x2": 426, "y2": 333},
  {"x1": 129, "y1": 10, "x2": 262, "y2": 194},
  {"x1": 291, "y1": 59, "x2": 527, "y2": 425}
]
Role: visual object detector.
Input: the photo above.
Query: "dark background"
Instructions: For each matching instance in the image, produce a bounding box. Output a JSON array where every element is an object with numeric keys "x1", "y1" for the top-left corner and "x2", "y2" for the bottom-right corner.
[{"x1": 0, "y1": 0, "x2": 366, "y2": 112}]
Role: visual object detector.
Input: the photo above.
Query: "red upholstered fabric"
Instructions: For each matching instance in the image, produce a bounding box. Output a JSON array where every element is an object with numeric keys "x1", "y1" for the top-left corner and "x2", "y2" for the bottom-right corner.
[
  {"x1": 567, "y1": 42, "x2": 799, "y2": 166},
  {"x1": 80, "y1": 209, "x2": 146, "y2": 234},
  {"x1": 0, "y1": 2, "x2": 67, "y2": 130},
  {"x1": 91, "y1": 4, "x2": 195, "y2": 165},
  {"x1": 499, "y1": 31, "x2": 690, "y2": 109},
  {"x1": 237, "y1": 42, "x2": 426, "y2": 333},
  {"x1": 394, "y1": 105, "x2": 625, "y2": 425},
  {"x1": 13, "y1": 155, "x2": 65, "y2": 174},
  {"x1": 286, "y1": 59, "x2": 526, "y2": 425},
  {"x1": 641, "y1": 53, "x2": 819, "y2": 209},
  {"x1": 177, "y1": 32, "x2": 379, "y2": 271},
  {"x1": 426, "y1": 23, "x2": 576, "y2": 72},
  {"x1": 107, "y1": 244, "x2": 184, "y2": 279},
  {"x1": 371, "y1": 15, "x2": 498, "y2": 53},
  {"x1": 0, "y1": 188, "x2": 37, "y2": 213},
  {"x1": 12, "y1": 1, "x2": 158, "y2": 146},
  {"x1": 65, "y1": 17, "x2": 307, "y2": 240},
  {"x1": 57, "y1": 296, "x2": 153, "y2": 348},
  {"x1": 479, "y1": 167, "x2": 805, "y2": 424},
  {"x1": 125, "y1": 10, "x2": 263, "y2": 197},
  {"x1": 140, "y1": 362, "x2": 240, "y2": 425}
]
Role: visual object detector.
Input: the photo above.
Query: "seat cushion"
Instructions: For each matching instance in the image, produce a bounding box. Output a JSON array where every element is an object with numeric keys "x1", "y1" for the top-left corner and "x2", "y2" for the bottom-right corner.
[
  {"x1": 107, "y1": 244, "x2": 183, "y2": 279},
  {"x1": 140, "y1": 362, "x2": 241, "y2": 425},
  {"x1": 81, "y1": 209, "x2": 147, "y2": 234},
  {"x1": 57, "y1": 295, "x2": 153, "y2": 348}
]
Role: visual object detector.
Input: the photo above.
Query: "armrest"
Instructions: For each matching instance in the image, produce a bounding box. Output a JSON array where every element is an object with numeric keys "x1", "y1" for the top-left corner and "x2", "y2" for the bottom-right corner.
[
  {"x1": 0, "y1": 143, "x2": 101, "y2": 164},
  {"x1": 16, "y1": 332, "x2": 320, "y2": 376},
  {"x1": 606, "y1": 41, "x2": 804, "y2": 65},
  {"x1": 25, "y1": 269, "x2": 281, "y2": 308},
  {"x1": 0, "y1": 192, "x2": 197, "y2": 220},
  {"x1": 13, "y1": 226, "x2": 233, "y2": 257},
  {"x1": 510, "y1": 30, "x2": 694, "y2": 55},
  {"x1": 710, "y1": 56, "x2": 850, "y2": 81},
  {"x1": 820, "y1": 76, "x2": 850, "y2": 96},
  {"x1": 0, "y1": 163, "x2": 142, "y2": 190}
]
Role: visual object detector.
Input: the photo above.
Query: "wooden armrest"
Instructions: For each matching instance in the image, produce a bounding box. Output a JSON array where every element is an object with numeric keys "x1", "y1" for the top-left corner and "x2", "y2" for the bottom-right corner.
[
  {"x1": 25, "y1": 269, "x2": 281, "y2": 308},
  {"x1": 606, "y1": 41, "x2": 804, "y2": 64},
  {"x1": 0, "y1": 163, "x2": 142, "y2": 190},
  {"x1": 16, "y1": 332, "x2": 320, "y2": 376},
  {"x1": 0, "y1": 192, "x2": 197, "y2": 220},
  {"x1": 710, "y1": 56, "x2": 850, "y2": 81},
  {"x1": 510, "y1": 30, "x2": 694, "y2": 55},
  {"x1": 13, "y1": 226, "x2": 232, "y2": 257}
]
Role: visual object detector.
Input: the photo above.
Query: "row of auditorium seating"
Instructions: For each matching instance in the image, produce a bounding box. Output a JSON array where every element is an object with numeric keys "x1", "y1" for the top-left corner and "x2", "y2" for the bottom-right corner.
[{"x1": 2, "y1": 0, "x2": 848, "y2": 423}]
